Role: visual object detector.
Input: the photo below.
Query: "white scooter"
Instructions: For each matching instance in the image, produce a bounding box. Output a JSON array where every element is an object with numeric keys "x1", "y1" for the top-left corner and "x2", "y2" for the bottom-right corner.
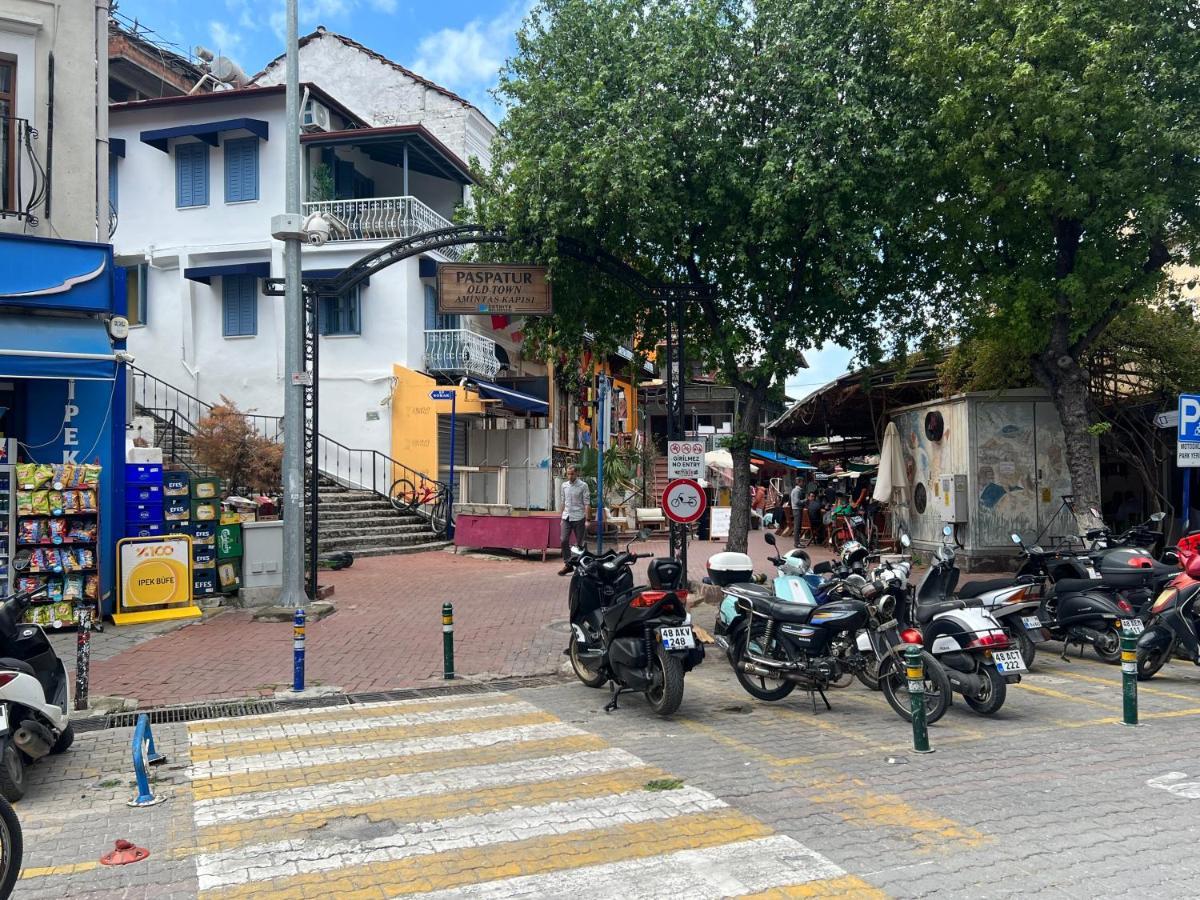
[{"x1": 0, "y1": 552, "x2": 74, "y2": 800}]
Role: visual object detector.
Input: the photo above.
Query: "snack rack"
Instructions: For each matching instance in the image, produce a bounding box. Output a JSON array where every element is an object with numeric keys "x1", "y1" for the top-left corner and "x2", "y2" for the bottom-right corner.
[
  {"x1": 0, "y1": 440, "x2": 15, "y2": 597},
  {"x1": 12, "y1": 461, "x2": 101, "y2": 628}
]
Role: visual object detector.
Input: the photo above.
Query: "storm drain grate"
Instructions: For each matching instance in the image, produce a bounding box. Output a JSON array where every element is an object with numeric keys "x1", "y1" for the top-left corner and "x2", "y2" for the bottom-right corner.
[{"x1": 83, "y1": 673, "x2": 574, "y2": 732}]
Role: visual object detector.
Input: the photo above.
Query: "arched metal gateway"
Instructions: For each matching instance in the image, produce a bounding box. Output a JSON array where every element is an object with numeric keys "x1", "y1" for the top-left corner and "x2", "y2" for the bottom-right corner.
[{"x1": 264, "y1": 225, "x2": 711, "y2": 598}]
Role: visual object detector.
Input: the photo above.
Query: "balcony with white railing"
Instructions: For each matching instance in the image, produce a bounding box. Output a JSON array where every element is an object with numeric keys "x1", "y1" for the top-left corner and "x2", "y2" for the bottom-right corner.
[
  {"x1": 302, "y1": 195, "x2": 465, "y2": 259},
  {"x1": 424, "y1": 329, "x2": 502, "y2": 381}
]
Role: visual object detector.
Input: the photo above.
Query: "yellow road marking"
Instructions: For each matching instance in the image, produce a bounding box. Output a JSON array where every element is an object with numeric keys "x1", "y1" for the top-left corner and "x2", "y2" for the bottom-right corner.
[
  {"x1": 188, "y1": 709, "x2": 557, "y2": 762},
  {"x1": 1049, "y1": 667, "x2": 1200, "y2": 703},
  {"x1": 192, "y1": 732, "x2": 608, "y2": 800},
  {"x1": 1017, "y1": 682, "x2": 1111, "y2": 708},
  {"x1": 809, "y1": 776, "x2": 989, "y2": 851},
  {"x1": 186, "y1": 694, "x2": 521, "y2": 734},
  {"x1": 199, "y1": 767, "x2": 667, "y2": 852},
  {"x1": 739, "y1": 875, "x2": 888, "y2": 898},
  {"x1": 201, "y1": 810, "x2": 774, "y2": 900}
]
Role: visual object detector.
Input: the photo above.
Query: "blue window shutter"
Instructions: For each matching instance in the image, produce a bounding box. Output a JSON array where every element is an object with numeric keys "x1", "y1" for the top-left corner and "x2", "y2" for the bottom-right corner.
[
  {"x1": 424, "y1": 285, "x2": 436, "y2": 331},
  {"x1": 176, "y1": 143, "x2": 209, "y2": 208},
  {"x1": 108, "y1": 160, "x2": 118, "y2": 214},
  {"x1": 224, "y1": 138, "x2": 259, "y2": 202},
  {"x1": 222, "y1": 275, "x2": 257, "y2": 336}
]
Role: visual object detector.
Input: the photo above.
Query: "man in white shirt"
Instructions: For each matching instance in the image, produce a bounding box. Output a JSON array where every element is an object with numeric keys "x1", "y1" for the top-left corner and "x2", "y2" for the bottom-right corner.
[{"x1": 559, "y1": 464, "x2": 590, "y2": 575}]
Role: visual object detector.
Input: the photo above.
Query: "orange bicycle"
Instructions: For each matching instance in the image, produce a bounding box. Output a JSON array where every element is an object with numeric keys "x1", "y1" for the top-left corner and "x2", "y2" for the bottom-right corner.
[{"x1": 389, "y1": 477, "x2": 448, "y2": 535}]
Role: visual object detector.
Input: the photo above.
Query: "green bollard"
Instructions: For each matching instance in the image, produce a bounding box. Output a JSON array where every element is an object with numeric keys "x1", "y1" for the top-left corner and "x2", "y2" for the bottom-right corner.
[
  {"x1": 1121, "y1": 628, "x2": 1138, "y2": 726},
  {"x1": 442, "y1": 602, "x2": 455, "y2": 680},
  {"x1": 905, "y1": 645, "x2": 934, "y2": 753}
]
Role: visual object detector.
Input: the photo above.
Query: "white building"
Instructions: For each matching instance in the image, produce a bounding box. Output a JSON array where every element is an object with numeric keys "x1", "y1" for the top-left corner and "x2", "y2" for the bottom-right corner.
[{"x1": 109, "y1": 42, "x2": 553, "y2": 508}]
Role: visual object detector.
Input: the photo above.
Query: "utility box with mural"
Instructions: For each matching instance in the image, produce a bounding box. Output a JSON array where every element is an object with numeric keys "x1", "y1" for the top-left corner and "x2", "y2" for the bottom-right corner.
[{"x1": 888, "y1": 390, "x2": 1095, "y2": 570}]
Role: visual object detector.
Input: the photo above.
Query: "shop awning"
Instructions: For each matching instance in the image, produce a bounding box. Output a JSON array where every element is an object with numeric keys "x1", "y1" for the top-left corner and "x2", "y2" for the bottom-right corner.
[
  {"x1": 140, "y1": 118, "x2": 270, "y2": 153},
  {"x1": 183, "y1": 261, "x2": 272, "y2": 284},
  {"x1": 0, "y1": 314, "x2": 117, "y2": 381},
  {"x1": 752, "y1": 448, "x2": 815, "y2": 470},
  {"x1": 469, "y1": 378, "x2": 549, "y2": 414}
]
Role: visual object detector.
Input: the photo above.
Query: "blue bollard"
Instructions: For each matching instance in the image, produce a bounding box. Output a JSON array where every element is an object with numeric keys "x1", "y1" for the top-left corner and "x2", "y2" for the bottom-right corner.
[
  {"x1": 128, "y1": 713, "x2": 167, "y2": 807},
  {"x1": 293, "y1": 608, "x2": 306, "y2": 692}
]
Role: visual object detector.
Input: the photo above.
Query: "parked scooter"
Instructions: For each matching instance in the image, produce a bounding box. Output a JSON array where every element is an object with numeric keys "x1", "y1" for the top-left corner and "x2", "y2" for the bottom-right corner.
[
  {"x1": 0, "y1": 552, "x2": 75, "y2": 800},
  {"x1": 905, "y1": 525, "x2": 1024, "y2": 715},
  {"x1": 953, "y1": 576, "x2": 1046, "y2": 668},
  {"x1": 566, "y1": 530, "x2": 704, "y2": 716},
  {"x1": 1011, "y1": 535, "x2": 1141, "y2": 662},
  {"x1": 1136, "y1": 546, "x2": 1200, "y2": 680}
]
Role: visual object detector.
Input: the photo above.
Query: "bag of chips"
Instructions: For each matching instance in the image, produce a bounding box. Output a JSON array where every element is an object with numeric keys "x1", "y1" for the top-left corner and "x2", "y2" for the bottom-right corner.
[
  {"x1": 67, "y1": 519, "x2": 96, "y2": 542},
  {"x1": 77, "y1": 466, "x2": 100, "y2": 488},
  {"x1": 63, "y1": 575, "x2": 84, "y2": 603},
  {"x1": 77, "y1": 490, "x2": 97, "y2": 512},
  {"x1": 51, "y1": 463, "x2": 74, "y2": 491},
  {"x1": 16, "y1": 577, "x2": 39, "y2": 594},
  {"x1": 16, "y1": 492, "x2": 34, "y2": 516},
  {"x1": 46, "y1": 579, "x2": 64, "y2": 603},
  {"x1": 18, "y1": 519, "x2": 43, "y2": 544},
  {"x1": 73, "y1": 548, "x2": 94, "y2": 570},
  {"x1": 47, "y1": 491, "x2": 67, "y2": 516},
  {"x1": 31, "y1": 492, "x2": 51, "y2": 516},
  {"x1": 85, "y1": 575, "x2": 99, "y2": 600}
]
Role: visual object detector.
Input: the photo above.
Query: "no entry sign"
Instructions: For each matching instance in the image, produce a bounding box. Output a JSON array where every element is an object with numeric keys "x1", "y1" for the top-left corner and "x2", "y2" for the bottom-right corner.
[
  {"x1": 667, "y1": 441, "x2": 705, "y2": 480},
  {"x1": 662, "y1": 478, "x2": 708, "y2": 524}
]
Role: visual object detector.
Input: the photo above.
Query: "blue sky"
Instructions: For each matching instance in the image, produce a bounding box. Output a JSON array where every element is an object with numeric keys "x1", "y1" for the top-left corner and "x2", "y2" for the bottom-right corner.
[{"x1": 111, "y1": 0, "x2": 854, "y2": 396}]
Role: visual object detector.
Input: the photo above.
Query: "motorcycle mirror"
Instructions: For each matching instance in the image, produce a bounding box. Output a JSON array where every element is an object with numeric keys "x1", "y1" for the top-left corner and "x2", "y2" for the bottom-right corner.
[
  {"x1": 1011, "y1": 533, "x2": 1021, "y2": 544},
  {"x1": 942, "y1": 524, "x2": 953, "y2": 538},
  {"x1": 1151, "y1": 512, "x2": 1166, "y2": 523},
  {"x1": 764, "y1": 532, "x2": 777, "y2": 546},
  {"x1": 11, "y1": 550, "x2": 30, "y2": 572},
  {"x1": 900, "y1": 533, "x2": 911, "y2": 548},
  {"x1": 813, "y1": 561, "x2": 834, "y2": 575},
  {"x1": 636, "y1": 528, "x2": 651, "y2": 541}
]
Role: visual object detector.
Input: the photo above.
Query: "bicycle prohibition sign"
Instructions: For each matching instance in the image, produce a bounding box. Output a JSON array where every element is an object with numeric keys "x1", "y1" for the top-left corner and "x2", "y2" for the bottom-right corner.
[{"x1": 662, "y1": 478, "x2": 708, "y2": 525}]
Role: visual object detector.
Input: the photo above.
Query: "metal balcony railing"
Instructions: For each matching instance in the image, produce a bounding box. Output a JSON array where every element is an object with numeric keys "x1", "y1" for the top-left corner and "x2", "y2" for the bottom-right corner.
[
  {"x1": 0, "y1": 116, "x2": 46, "y2": 225},
  {"x1": 424, "y1": 328, "x2": 502, "y2": 380},
  {"x1": 301, "y1": 195, "x2": 464, "y2": 258}
]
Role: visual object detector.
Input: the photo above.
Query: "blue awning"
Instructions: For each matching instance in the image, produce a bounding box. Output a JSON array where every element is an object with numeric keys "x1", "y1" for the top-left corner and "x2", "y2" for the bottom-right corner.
[
  {"x1": 303, "y1": 268, "x2": 369, "y2": 287},
  {"x1": 469, "y1": 379, "x2": 549, "y2": 415},
  {"x1": 184, "y1": 261, "x2": 272, "y2": 285},
  {"x1": 753, "y1": 448, "x2": 815, "y2": 470},
  {"x1": 140, "y1": 118, "x2": 270, "y2": 153},
  {"x1": 0, "y1": 314, "x2": 117, "y2": 381}
]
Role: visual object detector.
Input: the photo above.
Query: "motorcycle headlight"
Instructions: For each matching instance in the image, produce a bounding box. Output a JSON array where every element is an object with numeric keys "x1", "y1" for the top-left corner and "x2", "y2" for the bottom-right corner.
[{"x1": 877, "y1": 594, "x2": 896, "y2": 619}]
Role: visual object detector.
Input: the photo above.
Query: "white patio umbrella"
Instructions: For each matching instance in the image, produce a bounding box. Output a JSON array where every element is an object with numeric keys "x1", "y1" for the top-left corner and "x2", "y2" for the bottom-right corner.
[
  {"x1": 873, "y1": 421, "x2": 906, "y2": 503},
  {"x1": 704, "y1": 449, "x2": 759, "y2": 475}
]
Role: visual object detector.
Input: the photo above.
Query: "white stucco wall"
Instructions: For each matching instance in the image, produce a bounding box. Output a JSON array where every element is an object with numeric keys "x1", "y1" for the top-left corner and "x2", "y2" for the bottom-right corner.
[
  {"x1": 0, "y1": 0, "x2": 103, "y2": 242},
  {"x1": 255, "y1": 32, "x2": 495, "y2": 173}
]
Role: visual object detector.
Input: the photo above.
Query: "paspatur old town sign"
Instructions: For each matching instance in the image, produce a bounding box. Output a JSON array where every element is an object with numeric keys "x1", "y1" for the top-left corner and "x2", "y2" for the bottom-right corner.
[{"x1": 436, "y1": 263, "x2": 552, "y2": 316}]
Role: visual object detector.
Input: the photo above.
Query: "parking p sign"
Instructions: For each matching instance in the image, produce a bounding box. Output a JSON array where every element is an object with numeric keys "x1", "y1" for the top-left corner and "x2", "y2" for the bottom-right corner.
[{"x1": 1177, "y1": 394, "x2": 1200, "y2": 467}]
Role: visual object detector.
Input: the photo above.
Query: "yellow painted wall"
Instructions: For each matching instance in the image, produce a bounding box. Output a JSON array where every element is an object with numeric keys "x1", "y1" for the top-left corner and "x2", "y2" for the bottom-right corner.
[{"x1": 390, "y1": 365, "x2": 486, "y2": 479}]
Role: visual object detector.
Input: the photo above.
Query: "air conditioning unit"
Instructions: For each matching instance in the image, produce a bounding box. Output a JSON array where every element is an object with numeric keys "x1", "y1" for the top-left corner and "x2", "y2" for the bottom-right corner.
[{"x1": 302, "y1": 99, "x2": 331, "y2": 132}]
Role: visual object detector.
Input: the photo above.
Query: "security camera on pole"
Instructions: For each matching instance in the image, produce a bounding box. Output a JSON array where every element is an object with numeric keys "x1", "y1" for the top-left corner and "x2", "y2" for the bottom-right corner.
[{"x1": 268, "y1": 0, "x2": 307, "y2": 690}]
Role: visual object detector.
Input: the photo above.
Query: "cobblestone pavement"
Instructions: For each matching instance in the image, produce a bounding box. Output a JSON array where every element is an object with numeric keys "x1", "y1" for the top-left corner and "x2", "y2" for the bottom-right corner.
[
  {"x1": 13, "y1": 647, "x2": 1200, "y2": 897},
  {"x1": 68, "y1": 534, "x2": 840, "y2": 709}
]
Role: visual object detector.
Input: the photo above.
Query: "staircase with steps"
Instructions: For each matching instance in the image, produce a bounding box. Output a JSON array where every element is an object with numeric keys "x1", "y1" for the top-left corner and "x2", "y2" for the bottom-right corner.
[
  {"x1": 311, "y1": 484, "x2": 450, "y2": 557},
  {"x1": 652, "y1": 456, "x2": 670, "y2": 506}
]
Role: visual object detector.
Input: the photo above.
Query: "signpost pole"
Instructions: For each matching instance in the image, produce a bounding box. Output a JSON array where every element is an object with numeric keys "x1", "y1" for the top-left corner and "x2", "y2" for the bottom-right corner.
[
  {"x1": 597, "y1": 375, "x2": 609, "y2": 553},
  {"x1": 447, "y1": 391, "x2": 456, "y2": 540},
  {"x1": 1184, "y1": 468, "x2": 1191, "y2": 535}
]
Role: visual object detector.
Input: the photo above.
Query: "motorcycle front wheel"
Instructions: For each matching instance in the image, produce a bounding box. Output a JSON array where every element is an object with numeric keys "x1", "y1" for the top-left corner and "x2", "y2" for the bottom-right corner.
[
  {"x1": 645, "y1": 648, "x2": 685, "y2": 716},
  {"x1": 1094, "y1": 625, "x2": 1122, "y2": 663},
  {"x1": 569, "y1": 626, "x2": 607, "y2": 688},
  {"x1": 731, "y1": 625, "x2": 796, "y2": 701},
  {"x1": 880, "y1": 651, "x2": 950, "y2": 724},
  {"x1": 855, "y1": 656, "x2": 882, "y2": 692},
  {"x1": 0, "y1": 795, "x2": 21, "y2": 900},
  {"x1": 963, "y1": 664, "x2": 1007, "y2": 715},
  {"x1": 1136, "y1": 640, "x2": 1172, "y2": 681}
]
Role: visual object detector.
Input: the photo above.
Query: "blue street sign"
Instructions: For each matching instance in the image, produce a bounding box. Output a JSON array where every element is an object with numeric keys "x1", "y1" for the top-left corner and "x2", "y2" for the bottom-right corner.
[
  {"x1": 1177, "y1": 394, "x2": 1200, "y2": 471},
  {"x1": 430, "y1": 389, "x2": 456, "y2": 400}
]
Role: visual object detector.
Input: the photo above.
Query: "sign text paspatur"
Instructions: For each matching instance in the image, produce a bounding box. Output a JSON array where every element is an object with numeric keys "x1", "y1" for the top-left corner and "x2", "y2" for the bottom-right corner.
[{"x1": 437, "y1": 263, "x2": 552, "y2": 316}]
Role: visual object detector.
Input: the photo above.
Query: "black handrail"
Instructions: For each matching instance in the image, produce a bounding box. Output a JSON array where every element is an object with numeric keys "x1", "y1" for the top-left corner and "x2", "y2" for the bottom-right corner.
[
  {"x1": 316, "y1": 433, "x2": 450, "y2": 532},
  {"x1": 129, "y1": 366, "x2": 284, "y2": 443}
]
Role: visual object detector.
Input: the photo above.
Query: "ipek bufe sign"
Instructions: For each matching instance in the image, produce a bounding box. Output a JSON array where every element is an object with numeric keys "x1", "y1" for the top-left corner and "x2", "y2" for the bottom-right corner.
[{"x1": 436, "y1": 263, "x2": 552, "y2": 316}]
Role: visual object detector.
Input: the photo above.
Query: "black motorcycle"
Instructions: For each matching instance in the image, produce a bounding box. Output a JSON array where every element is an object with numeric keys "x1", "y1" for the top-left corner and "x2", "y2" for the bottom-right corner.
[
  {"x1": 566, "y1": 531, "x2": 703, "y2": 716},
  {"x1": 1136, "y1": 557, "x2": 1200, "y2": 680}
]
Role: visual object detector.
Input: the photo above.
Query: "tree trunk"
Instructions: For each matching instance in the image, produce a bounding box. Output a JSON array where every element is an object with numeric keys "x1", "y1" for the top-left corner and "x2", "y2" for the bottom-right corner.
[
  {"x1": 1032, "y1": 350, "x2": 1103, "y2": 532},
  {"x1": 726, "y1": 387, "x2": 764, "y2": 553}
]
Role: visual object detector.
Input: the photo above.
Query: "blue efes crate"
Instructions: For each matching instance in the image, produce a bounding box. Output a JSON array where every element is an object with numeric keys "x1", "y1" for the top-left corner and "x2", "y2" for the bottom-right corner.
[
  {"x1": 163, "y1": 470, "x2": 190, "y2": 497},
  {"x1": 188, "y1": 521, "x2": 216, "y2": 544},
  {"x1": 126, "y1": 521, "x2": 165, "y2": 538},
  {"x1": 165, "y1": 496, "x2": 190, "y2": 521},
  {"x1": 127, "y1": 483, "x2": 163, "y2": 503},
  {"x1": 124, "y1": 464, "x2": 163, "y2": 485},
  {"x1": 193, "y1": 569, "x2": 217, "y2": 596},
  {"x1": 125, "y1": 501, "x2": 163, "y2": 523},
  {"x1": 192, "y1": 545, "x2": 217, "y2": 567}
]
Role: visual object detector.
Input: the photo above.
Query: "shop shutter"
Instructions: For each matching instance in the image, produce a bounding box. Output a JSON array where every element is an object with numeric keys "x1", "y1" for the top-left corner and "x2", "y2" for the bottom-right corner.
[
  {"x1": 224, "y1": 137, "x2": 259, "y2": 202},
  {"x1": 175, "y1": 143, "x2": 209, "y2": 208},
  {"x1": 222, "y1": 275, "x2": 257, "y2": 337},
  {"x1": 438, "y1": 414, "x2": 468, "y2": 476}
]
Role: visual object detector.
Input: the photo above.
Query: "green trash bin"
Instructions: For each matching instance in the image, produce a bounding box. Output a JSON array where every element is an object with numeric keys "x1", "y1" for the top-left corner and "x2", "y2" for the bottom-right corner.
[{"x1": 217, "y1": 523, "x2": 243, "y2": 559}]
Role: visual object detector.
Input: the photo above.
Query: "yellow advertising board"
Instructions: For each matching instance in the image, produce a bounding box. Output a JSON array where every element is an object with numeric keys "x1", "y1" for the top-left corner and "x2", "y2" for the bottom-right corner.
[{"x1": 113, "y1": 536, "x2": 202, "y2": 626}]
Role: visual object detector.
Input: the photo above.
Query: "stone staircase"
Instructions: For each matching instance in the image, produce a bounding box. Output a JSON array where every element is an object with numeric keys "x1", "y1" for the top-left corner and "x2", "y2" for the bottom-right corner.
[{"x1": 312, "y1": 483, "x2": 451, "y2": 558}]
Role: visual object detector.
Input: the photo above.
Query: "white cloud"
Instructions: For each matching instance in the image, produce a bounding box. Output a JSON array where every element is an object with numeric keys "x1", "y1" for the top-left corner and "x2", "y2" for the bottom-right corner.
[
  {"x1": 413, "y1": 1, "x2": 532, "y2": 100},
  {"x1": 367, "y1": 0, "x2": 398, "y2": 11},
  {"x1": 208, "y1": 19, "x2": 244, "y2": 56}
]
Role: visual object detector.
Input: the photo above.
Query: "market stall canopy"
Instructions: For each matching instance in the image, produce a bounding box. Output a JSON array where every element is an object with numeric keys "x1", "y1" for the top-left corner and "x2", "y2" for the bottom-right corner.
[
  {"x1": 873, "y1": 421, "x2": 907, "y2": 503},
  {"x1": 705, "y1": 449, "x2": 758, "y2": 474},
  {"x1": 752, "y1": 448, "x2": 814, "y2": 470},
  {"x1": 467, "y1": 378, "x2": 549, "y2": 414},
  {"x1": 0, "y1": 313, "x2": 117, "y2": 380}
]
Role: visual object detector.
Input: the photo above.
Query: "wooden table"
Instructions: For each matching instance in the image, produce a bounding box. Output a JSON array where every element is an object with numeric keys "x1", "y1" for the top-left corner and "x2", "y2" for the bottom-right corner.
[{"x1": 453, "y1": 514, "x2": 561, "y2": 561}]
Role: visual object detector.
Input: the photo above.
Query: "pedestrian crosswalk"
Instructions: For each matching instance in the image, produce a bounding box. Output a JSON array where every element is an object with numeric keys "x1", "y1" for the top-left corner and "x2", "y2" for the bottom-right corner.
[{"x1": 186, "y1": 691, "x2": 883, "y2": 898}]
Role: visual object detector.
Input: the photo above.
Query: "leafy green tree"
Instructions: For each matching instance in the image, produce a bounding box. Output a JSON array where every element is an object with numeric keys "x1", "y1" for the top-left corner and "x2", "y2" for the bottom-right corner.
[
  {"x1": 476, "y1": 0, "x2": 900, "y2": 551},
  {"x1": 881, "y1": 0, "x2": 1200, "y2": 526}
]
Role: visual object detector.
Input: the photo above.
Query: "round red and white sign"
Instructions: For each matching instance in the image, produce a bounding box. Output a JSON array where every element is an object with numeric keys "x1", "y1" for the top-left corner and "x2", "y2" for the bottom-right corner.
[{"x1": 662, "y1": 478, "x2": 708, "y2": 524}]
